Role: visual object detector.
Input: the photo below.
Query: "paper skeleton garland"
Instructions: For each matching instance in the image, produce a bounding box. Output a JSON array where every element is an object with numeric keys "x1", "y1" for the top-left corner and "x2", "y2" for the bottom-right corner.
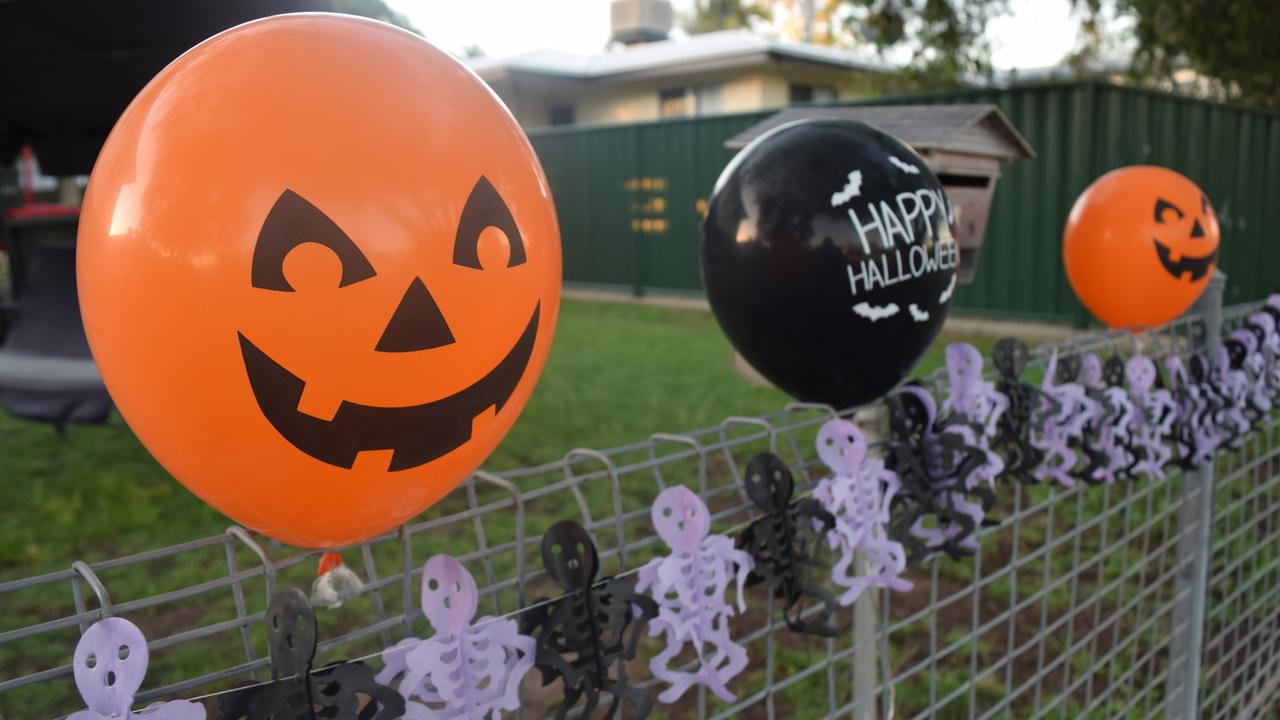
[
  {"x1": 942, "y1": 343, "x2": 1009, "y2": 487},
  {"x1": 1032, "y1": 352, "x2": 1103, "y2": 489},
  {"x1": 813, "y1": 419, "x2": 912, "y2": 605},
  {"x1": 1125, "y1": 356, "x2": 1177, "y2": 479},
  {"x1": 69, "y1": 617, "x2": 205, "y2": 720},
  {"x1": 1214, "y1": 342, "x2": 1254, "y2": 444},
  {"x1": 1227, "y1": 329, "x2": 1272, "y2": 421},
  {"x1": 1164, "y1": 354, "x2": 1223, "y2": 468},
  {"x1": 1248, "y1": 311, "x2": 1280, "y2": 397},
  {"x1": 520, "y1": 520, "x2": 658, "y2": 720},
  {"x1": 636, "y1": 486, "x2": 753, "y2": 704},
  {"x1": 1072, "y1": 354, "x2": 1125, "y2": 484},
  {"x1": 736, "y1": 452, "x2": 840, "y2": 636},
  {"x1": 376, "y1": 555, "x2": 535, "y2": 718},
  {"x1": 217, "y1": 588, "x2": 404, "y2": 720},
  {"x1": 990, "y1": 338, "x2": 1056, "y2": 484},
  {"x1": 886, "y1": 385, "x2": 997, "y2": 564}
]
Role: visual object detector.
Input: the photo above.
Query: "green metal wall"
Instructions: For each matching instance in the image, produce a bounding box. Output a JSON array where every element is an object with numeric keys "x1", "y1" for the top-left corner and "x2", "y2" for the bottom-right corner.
[{"x1": 529, "y1": 81, "x2": 1280, "y2": 323}]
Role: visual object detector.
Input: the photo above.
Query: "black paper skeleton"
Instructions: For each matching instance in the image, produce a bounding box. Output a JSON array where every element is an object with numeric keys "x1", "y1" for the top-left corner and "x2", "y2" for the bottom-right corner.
[
  {"x1": 1190, "y1": 352, "x2": 1244, "y2": 449},
  {"x1": 990, "y1": 338, "x2": 1058, "y2": 484},
  {"x1": 1225, "y1": 331, "x2": 1271, "y2": 423},
  {"x1": 885, "y1": 386, "x2": 995, "y2": 565},
  {"x1": 736, "y1": 452, "x2": 840, "y2": 636},
  {"x1": 1163, "y1": 354, "x2": 1213, "y2": 470},
  {"x1": 520, "y1": 520, "x2": 658, "y2": 720},
  {"x1": 1102, "y1": 354, "x2": 1144, "y2": 480},
  {"x1": 216, "y1": 588, "x2": 404, "y2": 720}
]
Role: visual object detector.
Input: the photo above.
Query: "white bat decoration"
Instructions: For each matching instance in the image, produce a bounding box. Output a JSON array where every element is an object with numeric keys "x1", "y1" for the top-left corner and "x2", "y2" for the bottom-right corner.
[
  {"x1": 888, "y1": 156, "x2": 920, "y2": 175},
  {"x1": 853, "y1": 301, "x2": 899, "y2": 322},
  {"x1": 830, "y1": 170, "x2": 863, "y2": 207},
  {"x1": 938, "y1": 273, "x2": 957, "y2": 304},
  {"x1": 908, "y1": 303, "x2": 930, "y2": 322}
]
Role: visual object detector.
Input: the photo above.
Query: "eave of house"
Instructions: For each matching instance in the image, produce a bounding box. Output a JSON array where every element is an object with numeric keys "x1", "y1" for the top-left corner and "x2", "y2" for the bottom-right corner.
[{"x1": 467, "y1": 29, "x2": 899, "y2": 86}]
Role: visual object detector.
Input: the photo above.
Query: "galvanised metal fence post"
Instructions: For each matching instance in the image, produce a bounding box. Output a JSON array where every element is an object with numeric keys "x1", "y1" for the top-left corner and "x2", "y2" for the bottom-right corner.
[
  {"x1": 1168, "y1": 269, "x2": 1225, "y2": 719},
  {"x1": 853, "y1": 404, "x2": 889, "y2": 720}
]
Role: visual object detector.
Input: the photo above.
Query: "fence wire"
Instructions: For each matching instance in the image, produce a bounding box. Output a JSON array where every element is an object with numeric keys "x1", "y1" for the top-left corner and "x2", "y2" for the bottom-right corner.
[{"x1": 1, "y1": 289, "x2": 1277, "y2": 720}]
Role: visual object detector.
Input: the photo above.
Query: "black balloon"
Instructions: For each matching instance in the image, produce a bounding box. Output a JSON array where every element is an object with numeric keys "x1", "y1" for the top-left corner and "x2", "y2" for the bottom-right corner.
[{"x1": 702, "y1": 119, "x2": 959, "y2": 407}]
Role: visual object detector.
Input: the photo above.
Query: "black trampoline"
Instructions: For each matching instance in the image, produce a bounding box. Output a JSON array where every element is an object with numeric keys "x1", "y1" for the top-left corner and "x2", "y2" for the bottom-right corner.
[{"x1": 0, "y1": 0, "x2": 331, "y2": 428}]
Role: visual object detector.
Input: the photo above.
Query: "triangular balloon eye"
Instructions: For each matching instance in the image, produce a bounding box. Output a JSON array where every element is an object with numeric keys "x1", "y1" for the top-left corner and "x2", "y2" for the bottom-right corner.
[
  {"x1": 454, "y1": 176, "x2": 526, "y2": 269},
  {"x1": 252, "y1": 190, "x2": 376, "y2": 291}
]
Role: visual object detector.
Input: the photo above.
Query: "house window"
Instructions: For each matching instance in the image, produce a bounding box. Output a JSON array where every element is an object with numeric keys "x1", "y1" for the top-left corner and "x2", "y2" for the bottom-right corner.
[
  {"x1": 789, "y1": 83, "x2": 836, "y2": 104},
  {"x1": 659, "y1": 87, "x2": 689, "y2": 118},
  {"x1": 660, "y1": 84, "x2": 724, "y2": 118},
  {"x1": 549, "y1": 103, "x2": 575, "y2": 126},
  {"x1": 693, "y1": 84, "x2": 722, "y2": 115}
]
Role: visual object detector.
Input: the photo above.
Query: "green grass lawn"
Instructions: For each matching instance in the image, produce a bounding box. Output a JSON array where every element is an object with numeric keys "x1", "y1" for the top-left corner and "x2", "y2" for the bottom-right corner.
[{"x1": 0, "y1": 298, "x2": 1013, "y2": 717}]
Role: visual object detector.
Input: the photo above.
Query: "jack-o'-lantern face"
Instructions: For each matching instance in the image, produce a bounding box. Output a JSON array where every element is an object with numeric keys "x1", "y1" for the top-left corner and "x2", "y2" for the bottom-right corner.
[
  {"x1": 77, "y1": 15, "x2": 561, "y2": 547},
  {"x1": 239, "y1": 181, "x2": 541, "y2": 471},
  {"x1": 1152, "y1": 194, "x2": 1218, "y2": 281},
  {"x1": 1064, "y1": 165, "x2": 1221, "y2": 330}
]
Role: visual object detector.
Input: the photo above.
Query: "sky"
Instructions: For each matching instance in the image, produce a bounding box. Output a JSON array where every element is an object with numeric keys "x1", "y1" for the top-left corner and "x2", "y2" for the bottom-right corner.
[{"x1": 389, "y1": 0, "x2": 1089, "y2": 71}]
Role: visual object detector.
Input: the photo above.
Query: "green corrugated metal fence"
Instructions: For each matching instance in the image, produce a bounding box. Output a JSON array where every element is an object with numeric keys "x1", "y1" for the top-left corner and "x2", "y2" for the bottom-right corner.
[{"x1": 529, "y1": 81, "x2": 1280, "y2": 323}]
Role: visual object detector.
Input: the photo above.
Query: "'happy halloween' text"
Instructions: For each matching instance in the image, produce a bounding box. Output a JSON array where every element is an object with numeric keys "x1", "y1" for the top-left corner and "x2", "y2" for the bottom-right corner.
[{"x1": 844, "y1": 188, "x2": 958, "y2": 297}]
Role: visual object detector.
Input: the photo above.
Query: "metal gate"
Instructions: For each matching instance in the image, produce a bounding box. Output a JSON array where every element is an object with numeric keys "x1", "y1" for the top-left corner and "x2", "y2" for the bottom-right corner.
[{"x1": 1, "y1": 278, "x2": 1277, "y2": 719}]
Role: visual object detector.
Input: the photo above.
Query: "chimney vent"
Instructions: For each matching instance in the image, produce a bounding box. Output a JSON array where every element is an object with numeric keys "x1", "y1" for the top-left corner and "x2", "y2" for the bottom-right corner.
[{"x1": 611, "y1": 0, "x2": 674, "y2": 45}]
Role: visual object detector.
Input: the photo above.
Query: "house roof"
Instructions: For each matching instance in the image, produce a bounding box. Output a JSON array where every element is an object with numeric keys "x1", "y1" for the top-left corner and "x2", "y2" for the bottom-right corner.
[
  {"x1": 466, "y1": 29, "x2": 898, "y2": 82},
  {"x1": 725, "y1": 103, "x2": 1036, "y2": 160}
]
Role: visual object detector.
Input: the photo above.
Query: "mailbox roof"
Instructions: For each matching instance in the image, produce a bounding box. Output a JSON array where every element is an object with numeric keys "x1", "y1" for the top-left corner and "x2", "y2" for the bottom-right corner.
[{"x1": 725, "y1": 104, "x2": 1035, "y2": 160}]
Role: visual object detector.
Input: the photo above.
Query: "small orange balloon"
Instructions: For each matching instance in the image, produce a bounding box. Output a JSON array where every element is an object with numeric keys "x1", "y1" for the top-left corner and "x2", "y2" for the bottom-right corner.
[
  {"x1": 78, "y1": 14, "x2": 561, "y2": 548},
  {"x1": 1063, "y1": 165, "x2": 1220, "y2": 330}
]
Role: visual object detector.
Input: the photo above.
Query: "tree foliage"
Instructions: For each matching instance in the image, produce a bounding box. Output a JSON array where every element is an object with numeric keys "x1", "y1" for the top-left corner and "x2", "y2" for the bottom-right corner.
[
  {"x1": 329, "y1": 0, "x2": 421, "y2": 35},
  {"x1": 683, "y1": 0, "x2": 773, "y2": 34},
  {"x1": 1089, "y1": 0, "x2": 1280, "y2": 109},
  {"x1": 842, "y1": 0, "x2": 1010, "y2": 87}
]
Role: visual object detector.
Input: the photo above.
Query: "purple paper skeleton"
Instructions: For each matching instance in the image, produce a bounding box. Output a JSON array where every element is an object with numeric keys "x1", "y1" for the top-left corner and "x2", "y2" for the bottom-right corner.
[
  {"x1": 941, "y1": 343, "x2": 1008, "y2": 486},
  {"x1": 1248, "y1": 311, "x2": 1280, "y2": 397},
  {"x1": 812, "y1": 418, "x2": 912, "y2": 606},
  {"x1": 635, "y1": 485, "x2": 753, "y2": 704},
  {"x1": 1125, "y1": 356, "x2": 1177, "y2": 478},
  {"x1": 1031, "y1": 351, "x2": 1103, "y2": 488},
  {"x1": 68, "y1": 617, "x2": 205, "y2": 720},
  {"x1": 1212, "y1": 343, "x2": 1253, "y2": 445},
  {"x1": 1228, "y1": 328, "x2": 1272, "y2": 419},
  {"x1": 377, "y1": 555, "x2": 535, "y2": 719}
]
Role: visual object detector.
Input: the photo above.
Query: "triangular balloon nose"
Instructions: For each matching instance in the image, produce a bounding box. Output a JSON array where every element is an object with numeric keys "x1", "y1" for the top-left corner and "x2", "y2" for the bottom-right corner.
[
  {"x1": 376, "y1": 278, "x2": 456, "y2": 352},
  {"x1": 1191, "y1": 219, "x2": 1205, "y2": 238}
]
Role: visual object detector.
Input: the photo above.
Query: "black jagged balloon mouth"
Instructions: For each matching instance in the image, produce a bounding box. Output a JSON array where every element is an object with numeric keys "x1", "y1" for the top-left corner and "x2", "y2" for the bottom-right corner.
[
  {"x1": 1154, "y1": 238, "x2": 1217, "y2": 281},
  {"x1": 238, "y1": 303, "x2": 539, "y2": 471}
]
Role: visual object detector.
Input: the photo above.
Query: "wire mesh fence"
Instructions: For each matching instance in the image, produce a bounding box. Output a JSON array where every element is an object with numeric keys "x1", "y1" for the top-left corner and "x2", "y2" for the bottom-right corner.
[{"x1": 2, "y1": 282, "x2": 1277, "y2": 719}]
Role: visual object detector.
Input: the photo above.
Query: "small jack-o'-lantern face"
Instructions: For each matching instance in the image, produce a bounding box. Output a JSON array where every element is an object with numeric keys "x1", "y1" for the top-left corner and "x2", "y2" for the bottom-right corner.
[
  {"x1": 1152, "y1": 194, "x2": 1218, "y2": 281},
  {"x1": 1064, "y1": 166, "x2": 1221, "y2": 330},
  {"x1": 78, "y1": 15, "x2": 561, "y2": 547}
]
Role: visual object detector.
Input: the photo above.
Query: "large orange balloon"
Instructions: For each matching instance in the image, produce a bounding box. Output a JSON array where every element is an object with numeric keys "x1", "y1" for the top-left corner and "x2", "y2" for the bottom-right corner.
[
  {"x1": 1063, "y1": 165, "x2": 1219, "y2": 330},
  {"x1": 78, "y1": 14, "x2": 561, "y2": 548}
]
